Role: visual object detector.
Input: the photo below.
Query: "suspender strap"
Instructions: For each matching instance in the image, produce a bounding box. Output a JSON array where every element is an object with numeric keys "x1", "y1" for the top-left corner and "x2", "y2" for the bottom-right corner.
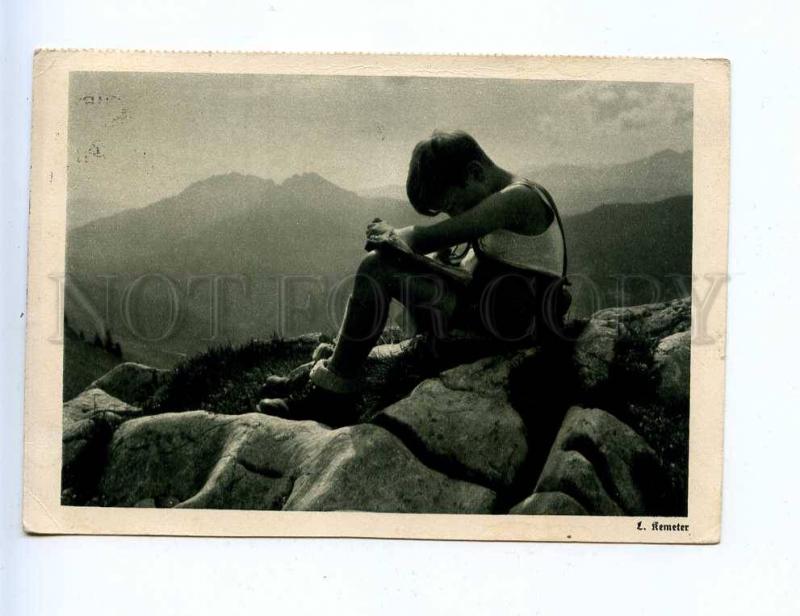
[{"x1": 523, "y1": 181, "x2": 569, "y2": 280}]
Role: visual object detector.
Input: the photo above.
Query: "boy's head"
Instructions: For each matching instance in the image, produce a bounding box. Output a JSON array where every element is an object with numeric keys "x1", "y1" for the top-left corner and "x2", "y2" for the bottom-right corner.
[{"x1": 406, "y1": 130, "x2": 495, "y2": 216}]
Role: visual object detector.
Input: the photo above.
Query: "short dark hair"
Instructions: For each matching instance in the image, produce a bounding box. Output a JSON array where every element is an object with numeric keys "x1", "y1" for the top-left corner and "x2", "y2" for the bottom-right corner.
[{"x1": 406, "y1": 130, "x2": 492, "y2": 216}]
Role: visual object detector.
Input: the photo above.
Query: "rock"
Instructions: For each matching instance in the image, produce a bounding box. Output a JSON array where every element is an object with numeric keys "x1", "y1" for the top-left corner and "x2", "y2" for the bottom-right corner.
[
  {"x1": 574, "y1": 297, "x2": 690, "y2": 393},
  {"x1": 356, "y1": 330, "x2": 524, "y2": 420},
  {"x1": 373, "y1": 353, "x2": 529, "y2": 490},
  {"x1": 653, "y1": 330, "x2": 691, "y2": 406},
  {"x1": 510, "y1": 491, "x2": 588, "y2": 515},
  {"x1": 99, "y1": 411, "x2": 495, "y2": 513},
  {"x1": 280, "y1": 424, "x2": 496, "y2": 513},
  {"x1": 518, "y1": 406, "x2": 665, "y2": 516},
  {"x1": 64, "y1": 388, "x2": 141, "y2": 422},
  {"x1": 570, "y1": 300, "x2": 690, "y2": 514},
  {"x1": 535, "y1": 449, "x2": 625, "y2": 515},
  {"x1": 589, "y1": 297, "x2": 691, "y2": 340},
  {"x1": 257, "y1": 331, "x2": 515, "y2": 423},
  {"x1": 100, "y1": 411, "x2": 256, "y2": 507},
  {"x1": 573, "y1": 318, "x2": 618, "y2": 391},
  {"x1": 89, "y1": 362, "x2": 168, "y2": 405},
  {"x1": 62, "y1": 389, "x2": 141, "y2": 504},
  {"x1": 438, "y1": 351, "x2": 518, "y2": 393}
]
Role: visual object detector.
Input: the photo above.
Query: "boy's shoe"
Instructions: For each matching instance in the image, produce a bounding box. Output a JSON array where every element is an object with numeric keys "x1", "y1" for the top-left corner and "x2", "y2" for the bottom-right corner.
[
  {"x1": 257, "y1": 364, "x2": 311, "y2": 399},
  {"x1": 256, "y1": 359, "x2": 360, "y2": 428},
  {"x1": 256, "y1": 343, "x2": 335, "y2": 399}
]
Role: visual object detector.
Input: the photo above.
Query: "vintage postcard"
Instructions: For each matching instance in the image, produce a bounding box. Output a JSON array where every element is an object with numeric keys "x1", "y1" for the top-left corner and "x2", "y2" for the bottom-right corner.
[{"x1": 23, "y1": 51, "x2": 729, "y2": 542}]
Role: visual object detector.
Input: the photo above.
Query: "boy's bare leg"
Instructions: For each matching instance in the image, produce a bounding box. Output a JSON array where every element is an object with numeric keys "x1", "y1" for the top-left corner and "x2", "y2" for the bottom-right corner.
[
  {"x1": 327, "y1": 250, "x2": 457, "y2": 380},
  {"x1": 256, "y1": 250, "x2": 458, "y2": 422}
]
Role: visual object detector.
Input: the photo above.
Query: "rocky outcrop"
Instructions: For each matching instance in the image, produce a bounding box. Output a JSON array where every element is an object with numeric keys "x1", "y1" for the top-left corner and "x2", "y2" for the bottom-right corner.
[
  {"x1": 89, "y1": 362, "x2": 168, "y2": 405},
  {"x1": 62, "y1": 388, "x2": 142, "y2": 504},
  {"x1": 568, "y1": 298, "x2": 691, "y2": 515},
  {"x1": 510, "y1": 492, "x2": 588, "y2": 515},
  {"x1": 653, "y1": 330, "x2": 691, "y2": 406},
  {"x1": 510, "y1": 406, "x2": 666, "y2": 516},
  {"x1": 63, "y1": 297, "x2": 692, "y2": 516},
  {"x1": 574, "y1": 297, "x2": 690, "y2": 394},
  {"x1": 373, "y1": 352, "x2": 531, "y2": 490},
  {"x1": 99, "y1": 411, "x2": 495, "y2": 513}
]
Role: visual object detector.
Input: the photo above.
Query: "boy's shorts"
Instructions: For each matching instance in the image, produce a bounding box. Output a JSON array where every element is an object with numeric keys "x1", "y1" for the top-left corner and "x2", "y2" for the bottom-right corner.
[{"x1": 404, "y1": 255, "x2": 565, "y2": 343}]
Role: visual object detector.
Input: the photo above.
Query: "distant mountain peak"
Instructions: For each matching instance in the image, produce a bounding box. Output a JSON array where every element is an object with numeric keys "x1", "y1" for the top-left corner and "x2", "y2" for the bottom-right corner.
[
  {"x1": 181, "y1": 172, "x2": 275, "y2": 195},
  {"x1": 283, "y1": 171, "x2": 332, "y2": 186},
  {"x1": 648, "y1": 148, "x2": 690, "y2": 161},
  {"x1": 281, "y1": 172, "x2": 355, "y2": 197}
]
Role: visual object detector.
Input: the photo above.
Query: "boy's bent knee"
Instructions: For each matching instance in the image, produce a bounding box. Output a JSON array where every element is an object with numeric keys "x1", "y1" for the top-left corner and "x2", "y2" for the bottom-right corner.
[{"x1": 358, "y1": 250, "x2": 392, "y2": 278}]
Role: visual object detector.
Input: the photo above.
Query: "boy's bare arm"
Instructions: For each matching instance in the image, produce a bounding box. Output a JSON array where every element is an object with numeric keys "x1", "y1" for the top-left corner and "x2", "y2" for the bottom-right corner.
[
  {"x1": 388, "y1": 226, "x2": 449, "y2": 261},
  {"x1": 404, "y1": 185, "x2": 551, "y2": 255}
]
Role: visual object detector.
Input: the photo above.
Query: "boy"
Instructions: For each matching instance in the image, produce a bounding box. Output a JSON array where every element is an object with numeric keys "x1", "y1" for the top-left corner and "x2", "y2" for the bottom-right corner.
[{"x1": 257, "y1": 130, "x2": 568, "y2": 425}]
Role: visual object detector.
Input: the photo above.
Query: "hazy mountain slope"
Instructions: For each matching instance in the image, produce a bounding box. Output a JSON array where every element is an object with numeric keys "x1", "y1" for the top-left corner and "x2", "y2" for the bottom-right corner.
[
  {"x1": 62, "y1": 324, "x2": 123, "y2": 400},
  {"x1": 564, "y1": 195, "x2": 693, "y2": 315},
  {"x1": 67, "y1": 173, "x2": 278, "y2": 272},
  {"x1": 67, "y1": 172, "x2": 427, "y2": 275},
  {"x1": 358, "y1": 149, "x2": 691, "y2": 216},
  {"x1": 359, "y1": 184, "x2": 408, "y2": 201},
  {"x1": 67, "y1": 198, "x2": 132, "y2": 229},
  {"x1": 147, "y1": 173, "x2": 426, "y2": 275},
  {"x1": 65, "y1": 170, "x2": 691, "y2": 364},
  {"x1": 523, "y1": 149, "x2": 692, "y2": 216},
  {"x1": 65, "y1": 172, "x2": 435, "y2": 366}
]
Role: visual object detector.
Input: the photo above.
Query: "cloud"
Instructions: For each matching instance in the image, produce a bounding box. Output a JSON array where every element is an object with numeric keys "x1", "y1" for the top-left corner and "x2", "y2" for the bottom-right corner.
[
  {"x1": 68, "y1": 73, "x2": 695, "y2": 211},
  {"x1": 567, "y1": 82, "x2": 692, "y2": 130}
]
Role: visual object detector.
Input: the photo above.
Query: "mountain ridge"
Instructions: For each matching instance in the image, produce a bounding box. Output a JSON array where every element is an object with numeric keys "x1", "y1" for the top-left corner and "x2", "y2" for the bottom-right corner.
[
  {"x1": 65, "y1": 157, "x2": 692, "y2": 367},
  {"x1": 70, "y1": 148, "x2": 691, "y2": 231},
  {"x1": 358, "y1": 149, "x2": 692, "y2": 216}
]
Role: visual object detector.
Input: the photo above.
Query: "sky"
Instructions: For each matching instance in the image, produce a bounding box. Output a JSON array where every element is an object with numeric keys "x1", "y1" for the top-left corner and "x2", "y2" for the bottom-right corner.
[{"x1": 68, "y1": 71, "x2": 692, "y2": 216}]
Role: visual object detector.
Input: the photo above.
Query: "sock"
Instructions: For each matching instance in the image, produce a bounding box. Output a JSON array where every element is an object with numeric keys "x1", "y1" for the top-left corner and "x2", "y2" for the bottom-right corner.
[{"x1": 309, "y1": 359, "x2": 359, "y2": 394}]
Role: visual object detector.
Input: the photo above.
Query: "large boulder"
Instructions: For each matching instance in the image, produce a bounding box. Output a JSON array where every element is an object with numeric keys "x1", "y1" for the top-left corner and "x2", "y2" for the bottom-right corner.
[
  {"x1": 510, "y1": 491, "x2": 588, "y2": 515},
  {"x1": 511, "y1": 406, "x2": 666, "y2": 516},
  {"x1": 373, "y1": 352, "x2": 530, "y2": 490},
  {"x1": 574, "y1": 297, "x2": 691, "y2": 393},
  {"x1": 356, "y1": 330, "x2": 525, "y2": 420},
  {"x1": 98, "y1": 411, "x2": 495, "y2": 513},
  {"x1": 89, "y1": 362, "x2": 168, "y2": 405},
  {"x1": 653, "y1": 330, "x2": 691, "y2": 406},
  {"x1": 62, "y1": 388, "x2": 142, "y2": 504},
  {"x1": 64, "y1": 387, "x2": 141, "y2": 423},
  {"x1": 278, "y1": 424, "x2": 496, "y2": 513},
  {"x1": 570, "y1": 300, "x2": 692, "y2": 516}
]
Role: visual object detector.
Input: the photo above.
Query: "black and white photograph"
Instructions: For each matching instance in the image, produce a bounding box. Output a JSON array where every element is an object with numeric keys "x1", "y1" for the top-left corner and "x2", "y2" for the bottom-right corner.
[
  {"x1": 22, "y1": 52, "x2": 728, "y2": 542},
  {"x1": 8, "y1": 1, "x2": 800, "y2": 613}
]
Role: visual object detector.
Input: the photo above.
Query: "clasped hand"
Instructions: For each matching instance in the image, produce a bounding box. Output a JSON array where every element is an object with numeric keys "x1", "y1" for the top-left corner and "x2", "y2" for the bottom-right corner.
[
  {"x1": 366, "y1": 219, "x2": 415, "y2": 250},
  {"x1": 366, "y1": 218, "x2": 395, "y2": 243}
]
